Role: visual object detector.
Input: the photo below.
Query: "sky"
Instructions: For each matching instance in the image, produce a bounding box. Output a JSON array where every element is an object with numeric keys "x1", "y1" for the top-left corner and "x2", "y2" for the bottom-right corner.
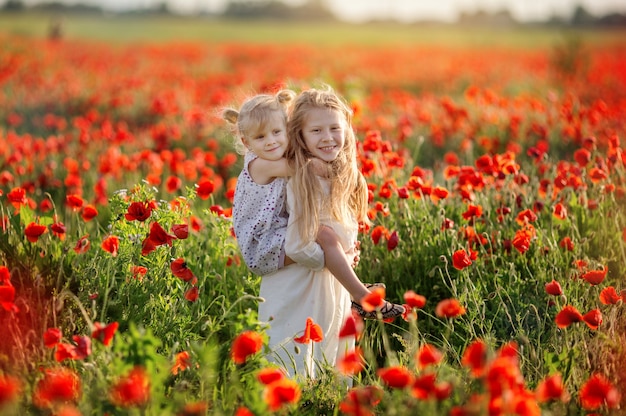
[{"x1": 10, "y1": 0, "x2": 626, "y2": 22}]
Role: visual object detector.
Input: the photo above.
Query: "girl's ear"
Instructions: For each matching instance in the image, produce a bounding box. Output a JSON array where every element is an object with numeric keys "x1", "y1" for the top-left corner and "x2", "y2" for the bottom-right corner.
[{"x1": 240, "y1": 136, "x2": 249, "y2": 148}]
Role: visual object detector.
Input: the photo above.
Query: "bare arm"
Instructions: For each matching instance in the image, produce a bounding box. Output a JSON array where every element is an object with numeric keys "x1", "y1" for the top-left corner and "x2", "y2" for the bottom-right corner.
[{"x1": 248, "y1": 157, "x2": 294, "y2": 185}]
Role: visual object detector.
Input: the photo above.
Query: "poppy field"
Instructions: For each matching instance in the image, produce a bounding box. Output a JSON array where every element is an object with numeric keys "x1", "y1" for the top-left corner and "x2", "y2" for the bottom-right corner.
[{"x1": 1, "y1": 24, "x2": 625, "y2": 415}]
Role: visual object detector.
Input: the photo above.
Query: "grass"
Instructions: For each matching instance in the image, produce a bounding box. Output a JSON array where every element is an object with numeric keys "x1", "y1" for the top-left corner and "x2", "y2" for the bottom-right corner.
[{"x1": 1, "y1": 11, "x2": 626, "y2": 47}]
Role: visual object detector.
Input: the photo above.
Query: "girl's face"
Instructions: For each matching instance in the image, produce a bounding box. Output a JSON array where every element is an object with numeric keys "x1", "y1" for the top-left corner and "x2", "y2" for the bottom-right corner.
[
  {"x1": 241, "y1": 110, "x2": 288, "y2": 161},
  {"x1": 301, "y1": 107, "x2": 345, "y2": 163}
]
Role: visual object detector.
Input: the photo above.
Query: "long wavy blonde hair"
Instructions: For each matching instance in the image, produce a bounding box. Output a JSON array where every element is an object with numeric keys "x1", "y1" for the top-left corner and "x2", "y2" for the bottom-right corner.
[
  {"x1": 222, "y1": 89, "x2": 296, "y2": 155},
  {"x1": 285, "y1": 87, "x2": 369, "y2": 243}
]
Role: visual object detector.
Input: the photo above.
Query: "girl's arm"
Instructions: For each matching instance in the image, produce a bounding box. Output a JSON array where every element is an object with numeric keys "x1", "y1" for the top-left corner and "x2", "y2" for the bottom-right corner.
[{"x1": 248, "y1": 157, "x2": 294, "y2": 185}]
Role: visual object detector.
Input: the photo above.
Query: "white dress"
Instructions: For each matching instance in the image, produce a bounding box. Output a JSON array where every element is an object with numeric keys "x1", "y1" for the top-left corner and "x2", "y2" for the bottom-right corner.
[{"x1": 258, "y1": 178, "x2": 355, "y2": 380}]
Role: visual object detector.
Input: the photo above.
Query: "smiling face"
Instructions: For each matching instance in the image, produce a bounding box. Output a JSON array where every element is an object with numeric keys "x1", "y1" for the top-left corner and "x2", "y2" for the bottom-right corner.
[
  {"x1": 301, "y1": 107, "x2": 346, "y2": 163},
  {"x1": 241, "y1": 110, "x2": 288, "y2": 161}
]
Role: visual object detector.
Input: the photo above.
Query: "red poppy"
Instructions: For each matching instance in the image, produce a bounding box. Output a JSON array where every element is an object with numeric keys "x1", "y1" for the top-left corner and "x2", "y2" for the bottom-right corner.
[
  {"x1": 462, "y1": 204, "x2": 483, "y2": 220},
  {"x1": 338, "y1": 347, "x2": 365, "y2": 376},
  {"x1": 171, "y1": 351, "x2": 191, "y2": 375},
  {"x1": 387, "y1": 230, "x2": 399, "y2": 251},
  {"x1": 397, "y1": 186, "x2": 410, "y2": 199},
  {"x1": 179, "y1": 401, "x2": 208, "y2": 416},
  {"x1": 166, "y1": 175, "x2": 182, "y2": 193},
  {"x1": 65, "y1": 194, "x2": 84, "y2": 211},
  {"x1": 125, "y1": 201, "x2": 152, "y2": 222},
  {"x1": 359, "y1": 287, "x2": 385, "y2": 313},
  {"x1": 55, "y1": 343, "x2": 79, "y2": 362},
  {"x1": 579, "y1": 373, "x2": 621, "y2": 410},
  {"x1": 339, "y1": 386, "x2": 383, "y2": 416},
  {"x1": 452, "y1": 249, "x2": 473, "y2": 270},
  {"x1": 410, "y1": 372, "x2": 437, "y2": 399},
  {"x1": 257, "y1": 367, "x2": 285, "y2": 385},
  {"x1": 92, "y1": 322, "x2": 119, "y2": 346},
  {"x1": 403, "y1": 290, "x2": 426, "y2": 309},
  {"x1": 536, "y1": 373, "x2": 569, "y2": 403},
  {"x1": 599, "y1": 286, "x2": 622, "y2": 305},
  {"x1": 515, "y1": 209, "x2": 537, "y2": 225},
  {"x1": 573, "y1": 148, "x2": 591, "y2": 166},
  {"x1": 416, "y1": 343, "x2": 443, "y2": 369},
  {"x1": 461, "y1": 339, "x2": 488, "y2": 377},
  {"x1": 435, "y1": 298, "x2": 466, "y2": 318},
  {"x1": 512, "y1": 227, "x2": 533, "y2": 254},
  {"x1": 234, "y1": 406, "x2": 254, "y2": 416},
  {"x1": 73, "y1": 235, "x2": 90, "y2": 254},
  {"x1": 559, "y1": 236, "x2": 574, "y2": 251},
  {"x1": 430, "y1": 186, "x2": 449, "y2": 202},
  {"x1": 294, "y1": 317, "x2": 324, "y2": 344},
  {"x1": 582, "y1": 308, "x2": 602, "y2": 330},
  {"x1": 109, "y1": 366, "x2": 150, "y2": 408},
  {"x1": 50, "y1": 222, "x2": 67, "y2": 240},
  {"x1": 0, "y1": 374, "x2": 21, "y2": 406},
  {"x1": 231, "y1": 331, "x2": 264, "y2": 364},
  {"x1": 24, "y1": 222, "x2": 47, "y2": 243},
  {"x1": 196, "y1": 179, "x2": 215, "y2": 200},
  {"x1": 370, "y1": 225, "x2": 387, "y2": 245},
  {"x1": 263, "y1": 377, "x2": 301, "y2": 411},
  {"x1": 131, "y1": 266, "x2": 148, "y2": 280},
  {"x1": 544, "y1": 279, "x2": 563, "y2": 296},
  {"x1": 33, "y1": 367, "x2": 81, "y2": 409},
  {"x1": 552, "y1": 203, "x2": 567, "y2": 220},
  {"x1": 101, "y1": 235, "x2": 120, "y2": 256},
  {"x1": 147, "y1": 222, "x2": 177, "y2": 247},
  {"x1": 184, "y1": 286, "x2": 199, "y2": 302},
  {"x1": 171, "y1": 224, "x2": 188, "y2": 239},
  {"x1": 81, "y1": 204, "x2": 98, "y2": 221},
  {"x1": 554, "y1": 305, "x2": 583, "y2": 328},
  {"x1": 43, "y1": 328, "x2": 62, "y2": 348},
  {"x1": 170, "y1": 258, "x2": 195, "y2": 282},
  {"x1": 0, "y1": 266, "x2": 10, "y2": 284},
  {"x1": 0, "y1": 284, "x2": 18, "y2": 312},
  {"x1": 377, "y1": 366, "x2": 414, "y2": 389},
  {"x1": 339, "y1": 313, "x2": 363, "y2": 339},
  {"x1": 7, "y1": 187, "x2": 27, "y2": 209},
  {"x1": 580, "y1": 268, "x2": 607, "y2": 285},
  {"x1": 71, "y1": 335, "x2": 91, "y2": 359}
]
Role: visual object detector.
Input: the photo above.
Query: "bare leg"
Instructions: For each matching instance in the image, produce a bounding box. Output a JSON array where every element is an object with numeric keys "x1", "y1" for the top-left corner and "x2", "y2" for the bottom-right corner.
[{"x1": 316, "y1": 225, "x2": 370, "y2": 301}]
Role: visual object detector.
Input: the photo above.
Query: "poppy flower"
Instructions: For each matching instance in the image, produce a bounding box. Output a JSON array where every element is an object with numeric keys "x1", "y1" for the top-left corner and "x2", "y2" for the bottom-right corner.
[
  {"x1": 544, "y1": 279, "x2": 563, "y2": 296},
  {"x1": 81, "y1": 204, "x2": 98, "y2": 222},
  {"x1": 7, "y1": 187, "x2": 27, "y2": 209},
  {"x1": 359, "y1": 287, "x2": 385, "y2": 313},
  {"x1": 338, "y1": 347, "x2": 365, "y2": 376},
  {"x1": 416, "y1": 343, "x2": 443, "y2": 369},
  {"x1": 387, "y1": 230, "x2": 399, "y2": 251},
  {"x1": 91, "y1": 322, "x2": 119, "y2": 346},
  {"x1": 555, "y1": 305, "x2": 583, "y2": 328},
  {"x1": 50, "y1": 222, "x2": 67, "y2": 240},
  {"x1": 24, "y1": 222, "x2": 47, "y2": 243},
  {"x1": 109, "y1": 366, "x2": 150, "y2": 408},
  {"x1": 101, "y1": 235, "x2": 120, "y2": 256},
  {"x1": 147, "y1": 222, "x2": 177, "y2": 247},
  {"x1": 43, "y1": 328, "x2": 63, "y2": 348},
  {"x1": 171, "y1": 351, "x2": 191, "y2": 375},
  {"x1": 257, "y1": 367, "x2": 285, "y2": 385},
  {"x1": 65, "y1": 194, "x2": 84, "y2": 211},
  {"x1": 536, "y1": 373, "x2": 569, "y2": 403},
  {"x1": 430, "y1": 186, "x2": 449, "y2": 202},
  {"x1": 452, "y1": 249, "x2": 473, "y2": 270},
  {"x1": 512, "y1": 227, "x2": 533, "y2": 254},
  {"x1": 397, "y1": 186, "x2": 410, "y2": 199},
  {"x1": 54, "y1": 343, "x2": 79, "y2": 362},
  {"x1": 515, "y1": 209, "x2": 537, "y2": 225},
  {"x1": 170, "y1": 258, "x2": 195, "y2": 282},
  {"x1": 339, "y1": 385, "x2": 383, "y2": 416},
  {"x1": 32, "y1": 367, "x2": 81, "y2": 409},
  {"x1": 599, "y1": 286, "x2": 622, "y2": 305},
  {"x1": 0, "y1": 266, "x2": 10, "y2": 284},
  {"x1": 263, "y1": 377, "x2": 301, "y2": 411},
  {"x1": 125, "y1": 201, "x2": 152, "y2": 222},
  {"x1": 410, "y1": 372, "x2": 437, "y2": 399},
  {"x1": 339, "y1": 313, "x2": 363, "y2": 339},
  {"x1": 461, "y1": 339, "x2": 488, "y2": 377},
  {"x1": 234, "y1": 407, "x2": 254, "y2": 416},
  {"x1": 0, "y1": 284, "x2": 18, "y2": 312},
  {"x1": 73, "y1": 235, "x2": 90, "y2": 254},
  {"x1": 573, "y1": 148, "x2": 591, "y2": 166},
  {"x1": 579, "y1": 373, "x2": 621, "y2": 410},
  {"x1": 0, "y1": 374, "x2": 21, "y2": 406},
  {"x1": 231, "y1": 331, "x2": 264, "y2": 364},
  {"x1": 559, "y1": 236, "x2": 574, "y2": 251},
  {"x1": 184, "y1": 286, "x2": 199, "y2": 302},
  {"x1": 196, "y1": 179, "x2": 215, "y2": 200},
  {"x1": 435, "y1": 298, "x2": 466, "y2": 318},
  {"x1": 370, "y1": 225, "x2": 387, "y2": 245},
  {"x1": 179, "y1": 401, "x2": 208, "y2": 416},
  {"x1": 377, "y1": 366, "x2": 414, "y2": 389},
  {"x1": 552, "y1": 203, "x2": 567, "y2": 220},
  {"x1": 462, "y1": 204, "x2": 483, "y2": 220},
  {"x1": 141, "y1": 237, "x2": 158, "y2": 256},
  {"x1": 166, "y1": 175, "x2": 182, "y2": 193},
  {"x1": 294, "y1": 317, "x2": 324, "y2": 344},
  {"x1": 131, "y1": 266, "x2": 148, "y2": 280},
  {"x1": 582, "y1": 308, "x2": 602, "y2": 330},
  {"x1": 71, "y1": 335, "x2": 91, "y2": 360},
  {"x1": 403, "y1": 290, "x2": 426, "y2": 309},
  {"x1": 171, "y1": 224, "x2": 188, "y2": 239},
  {"x1": 580, "y1": 268, "x2": 607, "y2": 285}
]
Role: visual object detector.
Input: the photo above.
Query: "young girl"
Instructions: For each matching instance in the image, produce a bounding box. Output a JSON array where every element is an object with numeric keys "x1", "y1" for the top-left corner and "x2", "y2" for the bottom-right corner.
[{"x1": 226, "y1": 89, "x2": 403, "y2": 377}]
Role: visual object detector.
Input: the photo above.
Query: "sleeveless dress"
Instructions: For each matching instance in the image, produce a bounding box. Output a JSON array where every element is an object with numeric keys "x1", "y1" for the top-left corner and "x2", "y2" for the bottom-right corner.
[{"x1": 258, "y1": 178, "x2": 355, "y2": 380}]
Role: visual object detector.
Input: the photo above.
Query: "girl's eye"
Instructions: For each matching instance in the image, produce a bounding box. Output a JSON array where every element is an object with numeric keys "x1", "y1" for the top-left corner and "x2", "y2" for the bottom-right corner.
[
  {"x1": 256, "y1": 135, "x2": 265, "y2": 140},
  {"x1": 273, "y1": 129, "x2": 282, "y2": 135}
]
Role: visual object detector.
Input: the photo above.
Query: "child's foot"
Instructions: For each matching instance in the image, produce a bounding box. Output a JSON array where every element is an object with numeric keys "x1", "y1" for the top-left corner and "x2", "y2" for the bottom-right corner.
[{"x1": 351, "y1": 300, "x2": 405, "y2": 320}]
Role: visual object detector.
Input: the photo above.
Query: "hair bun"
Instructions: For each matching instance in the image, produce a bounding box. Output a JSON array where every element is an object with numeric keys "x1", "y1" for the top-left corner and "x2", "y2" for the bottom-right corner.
[{"x1": 222, "y1": 109, "x2": 239, "y2": 124}]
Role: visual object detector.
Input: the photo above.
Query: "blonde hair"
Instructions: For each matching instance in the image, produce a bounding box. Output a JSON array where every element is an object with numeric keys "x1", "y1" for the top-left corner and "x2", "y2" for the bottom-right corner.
[
  {"x1": 286, "y1": 87, "x2": 369, "y2": 242},
  {"x1": 223, "y1": 89, "x2": 296, "y2": 155}
]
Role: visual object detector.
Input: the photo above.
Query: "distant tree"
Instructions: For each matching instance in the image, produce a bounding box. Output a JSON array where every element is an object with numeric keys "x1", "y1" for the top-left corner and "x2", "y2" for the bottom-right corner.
[
  {"x1": 2, "y1": 0, "x2": 25, "y2": 11},
  {"x1": 570, "y1": 5, "x2": 595, "y2": 26}
]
